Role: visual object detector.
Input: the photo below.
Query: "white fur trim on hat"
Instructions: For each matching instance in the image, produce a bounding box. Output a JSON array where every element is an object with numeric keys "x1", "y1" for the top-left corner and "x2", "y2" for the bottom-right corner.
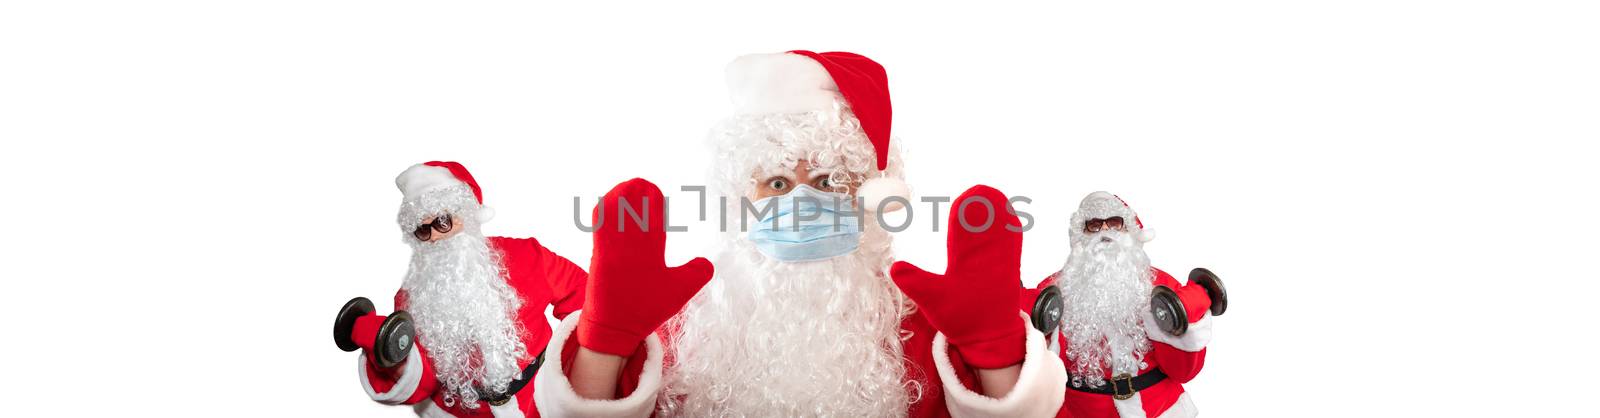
[
  {"x1": 477, "y1": 206, "x2": 496, "y2": 224},
  {"x1": 396, "y1": 164, "x2": 461, "y2": 200},
  {"x1": 858, "y1": 176, "x2": 909, "y2": 213},
  {"x1": 725, "y1": 52, "x2": 842, "y2": 115}
]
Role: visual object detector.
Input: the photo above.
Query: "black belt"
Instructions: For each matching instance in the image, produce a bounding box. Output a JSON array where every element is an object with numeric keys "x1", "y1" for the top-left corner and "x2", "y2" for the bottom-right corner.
[
  {"x1": 477, "y1": 350, "x2": 545, "y2": 406},
  {"x1": 1066, "y1": 369, "x2": 1166, "y2": 400}
]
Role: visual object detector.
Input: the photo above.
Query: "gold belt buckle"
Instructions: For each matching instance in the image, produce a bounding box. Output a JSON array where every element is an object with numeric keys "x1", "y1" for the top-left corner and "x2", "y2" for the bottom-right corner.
[{"x1": 1111, "y1": 373, "x2": 1136, "y2": 400}]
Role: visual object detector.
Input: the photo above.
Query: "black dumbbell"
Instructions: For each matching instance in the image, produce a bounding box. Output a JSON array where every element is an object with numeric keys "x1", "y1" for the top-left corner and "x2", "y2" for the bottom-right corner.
[
  {"x1": 334, "y1": 297, "x2": 374, "y2": 352},
  {"x1": 1148, "y1": 286, "x2": 1189, "y2": 336},
  {"x1": 1148, "y1": 268, "x2": 1231, "y2": 336},
  {"x1": 332, "y1": 296, "x2": 416, "y2": 368},
  {"x1": 1188, "y1": 268, "x2": 1227, "y2": 316},
  {"x1": 1031, "y1": 286, "x2": 1064, "y2": 335},
  {"x1": 371, "y1": 311, "x2": 415, "y2": 368}
]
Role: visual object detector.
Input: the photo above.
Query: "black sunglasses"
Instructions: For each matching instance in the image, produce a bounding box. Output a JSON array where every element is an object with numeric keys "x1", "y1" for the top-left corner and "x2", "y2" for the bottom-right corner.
[
  {"x1": 1084, "y1": 216, "x2": 1126, "y2": 234},
  {"x1": 413, "y1": 214, "x2": 454, "y2": 241}
]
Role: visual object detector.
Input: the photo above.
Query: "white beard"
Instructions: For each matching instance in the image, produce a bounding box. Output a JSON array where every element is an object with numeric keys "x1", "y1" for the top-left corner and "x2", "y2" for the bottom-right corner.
[
  {"x1": 1057, "y1": 229, "x2": 1154, "y2": 389},
  {"x1": 401, "y1": 227, "x2": 527, "y2": 408},
  {"x1": 660, "y1": 224, "x2": 914, "y2": 417}
]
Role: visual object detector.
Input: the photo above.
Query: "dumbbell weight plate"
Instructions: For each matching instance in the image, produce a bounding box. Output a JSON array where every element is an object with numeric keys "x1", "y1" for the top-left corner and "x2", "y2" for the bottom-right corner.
[
  {"x1": 1188, "y1": 268, "x2": 1227, "y2": 316},
  {"x1": 1031, "y1": 286, "x2": 1064, "y2": 335},
  {"x1": 1149, "y1": 286, "x2": 1188, "y2": 336},
  {"x1": 374, "y1": 310, "x2": 415, "y2": 368},
  {"x1": 334, "y1": 297, "x2": 375, "y2": 352}
]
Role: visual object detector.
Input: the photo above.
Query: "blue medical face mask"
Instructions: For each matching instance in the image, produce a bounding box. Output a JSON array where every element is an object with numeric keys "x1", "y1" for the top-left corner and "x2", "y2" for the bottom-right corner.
[{"x1": 745, "y1": 185, "x2": 863, "y2": 262}]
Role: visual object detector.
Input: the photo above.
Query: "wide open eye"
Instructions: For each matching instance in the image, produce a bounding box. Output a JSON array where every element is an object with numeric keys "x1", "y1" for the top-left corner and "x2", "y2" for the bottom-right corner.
[
  {"x1": 766, "y1": 177, "x2": 790, "y2": 191},
  {"x1": 814, "y1": 176, "x2": 833, "y2": 190}
]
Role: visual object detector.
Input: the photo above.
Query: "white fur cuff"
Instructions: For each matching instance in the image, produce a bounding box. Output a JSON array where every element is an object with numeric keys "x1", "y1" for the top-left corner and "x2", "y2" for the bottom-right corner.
[
  {"x1": 532, "y1": 310, "x2": 664, "y2": 418},
  {"x1": 1143, "y1": 311, "x2": 1213, "y2": 353},
  {"x1": 933, "y1": 311, "x2": 1068, "y2": 418},
  {"x1": 359, "y1": 348, "x2": 423, "y2": 404}
]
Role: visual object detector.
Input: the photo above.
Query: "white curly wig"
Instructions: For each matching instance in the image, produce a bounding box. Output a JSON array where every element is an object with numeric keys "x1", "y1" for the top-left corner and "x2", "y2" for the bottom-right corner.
[{"x1": 707, "y1": 99, "x2": 905, "y2": 234}]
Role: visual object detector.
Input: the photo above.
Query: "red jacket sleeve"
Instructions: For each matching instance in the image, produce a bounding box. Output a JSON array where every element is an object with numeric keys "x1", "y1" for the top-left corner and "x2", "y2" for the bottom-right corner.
[
  {"x1": 529, "y1": 237, "x2": 588, "y2": 319},
  {"x1": 1150, "y1": 343, "x2": 1206, "y2": 384},
  {"x1": 491, "y1": 236, "x2": 590, "y2": 320}
]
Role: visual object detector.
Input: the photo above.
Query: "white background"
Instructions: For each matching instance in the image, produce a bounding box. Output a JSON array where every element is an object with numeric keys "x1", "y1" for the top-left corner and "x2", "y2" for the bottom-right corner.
[{"x1": 3, "y1": 1, "x2": 1597, "y2": 416}]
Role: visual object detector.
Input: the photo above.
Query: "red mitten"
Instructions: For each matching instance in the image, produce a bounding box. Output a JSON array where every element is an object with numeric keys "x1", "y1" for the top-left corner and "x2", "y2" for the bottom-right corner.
[
  {"x1": 1175, "y1": 284, "x2": 1212, "y2": 323},
  {"x1": 577, "y1": 178, "x2": 714, "y2": 356},
  {"x1": 351, "y1": 314, "x2": 385, "y2": 352},
  {"x1": 891, "y1": 185, "x2": 1027, "y2": 369}
]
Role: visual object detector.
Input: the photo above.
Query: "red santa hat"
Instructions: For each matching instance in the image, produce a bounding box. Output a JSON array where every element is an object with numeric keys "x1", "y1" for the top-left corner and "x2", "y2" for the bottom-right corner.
[
  {"x1": 724, "y1": 50, "x2": 910, "y2": 212},
  {"x1": 1076, "y1": 191, "x2": 1155, "y2": 243},
  {"x1": 395, "y1": 161, "x2": 496, "y2": 223}
]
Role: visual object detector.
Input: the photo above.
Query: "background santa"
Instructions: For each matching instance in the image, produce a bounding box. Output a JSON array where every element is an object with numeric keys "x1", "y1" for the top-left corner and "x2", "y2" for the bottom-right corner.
[
  {"x1": 529, "y1": 50, "x2": 1068, "y2": 417},
  {"x1": 338, "y1": 161, "x2": 589, "y2": 417},
  {"x1": 1025, "y1": 192, "x2": 1218, "y2": 418}
]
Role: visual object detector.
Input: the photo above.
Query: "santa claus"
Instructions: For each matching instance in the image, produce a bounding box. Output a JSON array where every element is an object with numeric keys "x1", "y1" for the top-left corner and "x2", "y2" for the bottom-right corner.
[
  {"x1": 1024, "y1": 192, "x2": 1217, "y2": 418},
  {"x1": 529, "y1": 51, "x2": 1068, "y2": 417},
  {"x1": 339, "y1": 161, "x2": 589, "y2": 417}
]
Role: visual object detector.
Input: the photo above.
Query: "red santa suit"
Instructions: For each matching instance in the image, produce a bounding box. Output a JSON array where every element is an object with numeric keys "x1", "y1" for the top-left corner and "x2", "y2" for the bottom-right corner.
[
  {"x1": 360, "y1": 236, "x2": 587, "y2": 418},
  {"x1": 358, "y1": 161, "x2": 590, "y2": 418},
  {"x1": 1025, "y1": 269, "x2": 1212, "y2": 418},
  {"x1": 520, "y1": 51, "x2": 1067, "y2": 418}
]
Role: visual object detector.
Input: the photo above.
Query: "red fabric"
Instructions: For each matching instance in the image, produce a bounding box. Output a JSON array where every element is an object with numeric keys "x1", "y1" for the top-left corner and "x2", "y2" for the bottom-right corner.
[
  {"x1": 360, "y1": 236, "x2": 588, "y2": 417},
  {"x1": 577, "y1": 178, "x2": 714, "y2": 356},
  {"x1": 362, "y1": 337, "x2": 440, "y2": 404},
  {"x1": 423, "y1": 161, "x2": 484, "y2": 204},
  {"x1": 786, "y1": 50, "x2": 893, "y2": 171},
  {"x1": 1154, "y1": 269, "x2": 1212, "y2": 324},
  {"x1": 1031, "y1": 269, "x2": 1208, "y2": 418},
  {"x1": 890, "y1": 185, "x2": 1028, "y2": 369},
  {"x1": 351, "y1": 314, "x2": 384, "y2": 351}
]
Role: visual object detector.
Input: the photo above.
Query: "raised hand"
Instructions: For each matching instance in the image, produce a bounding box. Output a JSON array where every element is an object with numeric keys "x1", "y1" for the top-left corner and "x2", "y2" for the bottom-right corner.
[
  {"x1": 890, "y1": 185, "x2": 1027, "y2": 369},
  {"x1": 577, "y1": 178, "x2": 714, "y2": 356}
]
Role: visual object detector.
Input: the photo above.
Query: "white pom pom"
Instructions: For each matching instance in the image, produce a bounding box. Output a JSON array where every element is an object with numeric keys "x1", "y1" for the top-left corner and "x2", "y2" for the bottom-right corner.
[
  {"x1": 857, "y1": 177, "x2": 909, "y2": 213},
  {"x1": 1136, "y1": 228, "x2": 1156, "y2": 243},
  {"x1": 477, "y1": 206, "x2": 496, "y2": 224}
]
